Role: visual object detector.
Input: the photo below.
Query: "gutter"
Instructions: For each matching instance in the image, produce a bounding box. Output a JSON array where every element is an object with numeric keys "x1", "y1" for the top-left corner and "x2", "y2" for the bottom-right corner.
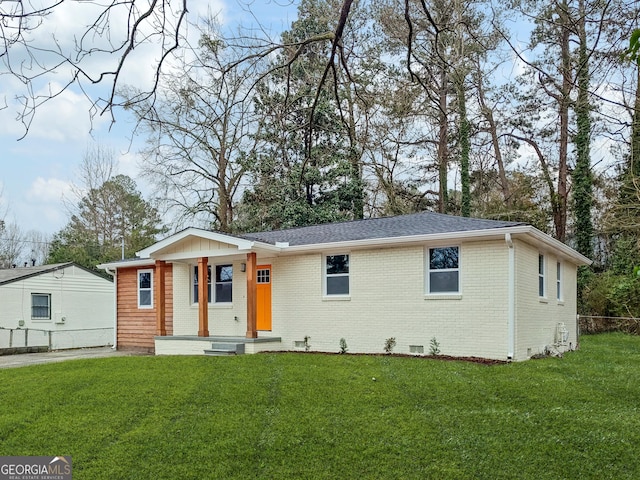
[{"x1": 505, "y1": 234, "x2": 515, "y2": 360}]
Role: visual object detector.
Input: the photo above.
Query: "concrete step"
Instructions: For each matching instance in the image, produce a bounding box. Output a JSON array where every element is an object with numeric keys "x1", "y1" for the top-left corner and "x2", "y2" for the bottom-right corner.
[{"x1": 203, "y1": 342, "x2": 245, "y2": 356}]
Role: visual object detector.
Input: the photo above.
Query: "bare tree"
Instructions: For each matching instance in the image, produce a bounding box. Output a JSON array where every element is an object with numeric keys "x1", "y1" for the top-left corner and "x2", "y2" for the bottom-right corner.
[
  {"x1": 22, "y1": 230, "x2": 52, "y2": 267},
  {"x1": 64, "y1": 144, "x2": 118, "y2": 225},
  {"x1": 127, "y1": 19, "x2": 266, "y2": 232},
  {"x1": 0, "y1": 222, "x2": 24, "y2": 268},
  {"x1": 1, "y1": 0, "x2": 189, "y2": 136}
]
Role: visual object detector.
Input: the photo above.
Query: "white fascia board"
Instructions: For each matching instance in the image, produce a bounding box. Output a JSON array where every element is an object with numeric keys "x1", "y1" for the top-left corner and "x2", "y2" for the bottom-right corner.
[
  {"x1": 522, "y1": 227, "x2": 592, "y2": 265},
  {"x1": 98, "y1": 259, "x2": 156, "y2": 270},
  {"x1": 136, "y1": 227, "x2": 258, "y2": 258}
]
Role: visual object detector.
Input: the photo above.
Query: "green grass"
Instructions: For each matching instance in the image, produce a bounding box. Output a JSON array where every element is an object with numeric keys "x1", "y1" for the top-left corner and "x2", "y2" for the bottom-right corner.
[{"x1": 1, "y1": 334, "x2": 639, "y2": 479}]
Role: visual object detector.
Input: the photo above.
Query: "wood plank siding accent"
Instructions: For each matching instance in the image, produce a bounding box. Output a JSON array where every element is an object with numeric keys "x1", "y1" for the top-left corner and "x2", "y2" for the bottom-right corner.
[{"x1": 117, "y1": 265, "x2": 173, "y2": 353}]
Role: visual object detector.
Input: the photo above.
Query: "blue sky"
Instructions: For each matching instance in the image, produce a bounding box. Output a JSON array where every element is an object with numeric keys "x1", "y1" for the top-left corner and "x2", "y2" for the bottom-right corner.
[{"x1": 0, "y1": 0, "x2": 297, "y2": 236}]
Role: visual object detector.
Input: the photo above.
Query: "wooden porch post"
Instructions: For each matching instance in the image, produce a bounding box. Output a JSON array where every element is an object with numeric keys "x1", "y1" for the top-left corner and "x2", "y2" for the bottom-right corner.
[
  {"x1": 198, "y1": 257, "x2": 209, "y2": 337},
  {"x1": 246, "y1": 252, "x2": 257, "y2": 338},
  {"x1": 155, "y1": 260, "x2": 166, "y2": 336}
]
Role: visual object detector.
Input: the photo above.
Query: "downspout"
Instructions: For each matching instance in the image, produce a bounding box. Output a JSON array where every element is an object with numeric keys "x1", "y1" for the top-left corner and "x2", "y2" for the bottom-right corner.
[
  {"x1": 104, "y1": 268, "x2": 118, "y2": 349},
  {"x1": 505, "y1": 234, "x2": 515, "y2": 360}
]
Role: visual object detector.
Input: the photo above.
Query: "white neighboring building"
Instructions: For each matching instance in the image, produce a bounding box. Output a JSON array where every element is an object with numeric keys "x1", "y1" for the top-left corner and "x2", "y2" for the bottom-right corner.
[{"x1": 0, "y1": 263, "x2": 114, "y2": 350}]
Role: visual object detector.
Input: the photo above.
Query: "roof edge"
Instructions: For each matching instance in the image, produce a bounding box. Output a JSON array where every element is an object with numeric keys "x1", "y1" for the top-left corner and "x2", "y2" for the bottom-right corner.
[
  {"x1": 0, "y1": 262, "x2": 112, "y2": 286},
  {"x1": 98, "y1": 259, "x2": 156, "y2": 270},
  {"x1": 279, "y1": 225, "x2": 591, "y2": 265},
  {"x1": 278, "y1": 226, "x2": 523, "y2": 252}
]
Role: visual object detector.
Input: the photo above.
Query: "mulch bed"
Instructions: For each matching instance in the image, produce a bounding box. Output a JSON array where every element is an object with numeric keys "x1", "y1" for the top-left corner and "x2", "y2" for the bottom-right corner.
[{"x1": 261, "y1": 350, "x2": 507, "y2": 365}]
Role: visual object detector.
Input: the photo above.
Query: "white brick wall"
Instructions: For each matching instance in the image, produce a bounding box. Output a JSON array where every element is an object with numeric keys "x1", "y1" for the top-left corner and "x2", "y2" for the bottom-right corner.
[
  {"x1": 513, "y1": 239, "x2": 578, "y2": 360},
  {"x1": 167, "y1": 238, "x2": 580, "y2": 361},
  {"x1": 267, "y1": 241, "x2": 511, "y2": 359},
  {"x1": 172, "y1": 260, "x2": 248, "y2": 337},
  {"x1": 171, "y1": 263, "x2": 192, "y2": 335}
]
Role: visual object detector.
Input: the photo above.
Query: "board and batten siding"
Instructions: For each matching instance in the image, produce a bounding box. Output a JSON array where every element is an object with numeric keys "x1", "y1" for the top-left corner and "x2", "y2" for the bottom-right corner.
[
  {"x1": 116, "y1": 265, "x2": 173, "y2": 352},
  {"x1": 160, "y1": 237, "x2": 238, "y2": 256}
]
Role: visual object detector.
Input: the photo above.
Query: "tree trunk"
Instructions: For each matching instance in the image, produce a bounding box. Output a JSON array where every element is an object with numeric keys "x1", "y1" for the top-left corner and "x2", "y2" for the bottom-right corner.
[
  {"x1": 477, "y1": 71, "x2": 511, "y2": 206},
  {"x1": 573, "y1": 0, "x2": 593, "y2": 258},
  {"x1": 437, "y1": 64, "x2": 449, "y2": 214},
  {"x1": 633, "y1": 66, "x2": 640, "y2": 174},
  {"x1": 555, "y1": 0, "x2": 571, "y2": 242},
  {"x1": 458, "y1": 76, "x2": 471, "y2": 217}
]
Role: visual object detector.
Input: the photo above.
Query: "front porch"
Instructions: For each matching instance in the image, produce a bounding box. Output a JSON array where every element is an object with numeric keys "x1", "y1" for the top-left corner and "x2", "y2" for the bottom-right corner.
[{"x1": 154, "y1": 335, "x2": 283, "y2": 356}]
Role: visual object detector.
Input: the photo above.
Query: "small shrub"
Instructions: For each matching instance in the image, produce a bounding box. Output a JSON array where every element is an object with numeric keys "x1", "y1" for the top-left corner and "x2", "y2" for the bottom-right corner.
[
  {"x1": 383, "y1": 337, "x2": 396, "y2": 354},
  {"x1": 339, "y1": 338, "x2": 348, "y2": 354},
  {"x1": 429, "y1": 337, "x2": 441, "y2": 356}
]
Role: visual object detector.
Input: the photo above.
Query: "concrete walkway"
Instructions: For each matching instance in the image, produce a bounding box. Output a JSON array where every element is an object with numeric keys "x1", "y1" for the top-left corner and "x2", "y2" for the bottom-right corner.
[{"x1": 0, "y1": 346, "x2": 141, "y2": 369}]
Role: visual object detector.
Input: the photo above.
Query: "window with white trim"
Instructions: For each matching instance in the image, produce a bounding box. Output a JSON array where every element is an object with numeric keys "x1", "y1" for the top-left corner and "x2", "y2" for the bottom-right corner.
[
  {"x1": 325, "y1": 254, "x2": 349, "y2": 295},
  {"x1": 556, "y1": 261, "x2": 563, "y2": 301},
  {"x1": 138, "y1": 269, "x2": 153, "y2": 309},
  {"x1": 193, "y1": 264, "x2": 233, "y2": 303},
  {"x1": 427, "y1": 246, "x2": 460, "y2": 294},
  {"x1": 538, "y1": 254, "x2": 546, "y2": 297},
  {"x1": 31, "y1": 293, "x2": 51, "y2": 319},
  {"x1": 193, "y1": 265, "x2": 211, "y2": 304},
  {"x1": 215, "y1": 265, "x2": 233, "y2": 303}
]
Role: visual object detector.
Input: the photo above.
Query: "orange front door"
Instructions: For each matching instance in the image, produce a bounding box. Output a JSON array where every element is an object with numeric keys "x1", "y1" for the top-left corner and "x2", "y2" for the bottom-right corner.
[{"x1": 256, "y1": 265, "x2": 272, "y2": 331}]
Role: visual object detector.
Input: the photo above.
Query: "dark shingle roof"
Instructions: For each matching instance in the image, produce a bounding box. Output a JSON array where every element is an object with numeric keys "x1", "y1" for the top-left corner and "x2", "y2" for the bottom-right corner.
[
  {"x1": 241, "y1": 211, "x2": 526, "y2": 247},
  {"x1": 0, "y1": 262, "x2": 112, "y2": 285},
  {"x1": 0, "y1": 263, "x2": 73, "y2": 286}
]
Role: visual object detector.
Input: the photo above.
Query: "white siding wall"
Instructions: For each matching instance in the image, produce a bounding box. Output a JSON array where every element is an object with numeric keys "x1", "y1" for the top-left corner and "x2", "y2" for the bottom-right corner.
[
  {"x1": 0, "y1": 265, "x2": 114, "y2": 349},
  {"x1": 513, "y1": 239, "x2": 579, "y2": 360}
]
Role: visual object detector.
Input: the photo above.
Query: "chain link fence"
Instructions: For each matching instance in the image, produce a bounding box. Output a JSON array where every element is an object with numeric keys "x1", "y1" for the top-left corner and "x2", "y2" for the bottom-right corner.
[
  {"x1": 578, "y1": 316, "x2": 640, "y2": 335},
  {"x1": 0, "y1": 327, "x2": 114, "y2": 351}
]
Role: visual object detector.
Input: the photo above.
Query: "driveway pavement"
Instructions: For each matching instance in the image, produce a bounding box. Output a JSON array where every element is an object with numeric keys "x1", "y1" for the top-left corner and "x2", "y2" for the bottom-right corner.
[{"x1": 0, "y1": 346, "x2": 141, "y2": 369}]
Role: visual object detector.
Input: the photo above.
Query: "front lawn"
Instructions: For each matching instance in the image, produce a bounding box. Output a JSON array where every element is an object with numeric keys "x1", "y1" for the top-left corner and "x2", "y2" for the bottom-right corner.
[{"x1": 1, "y1": 334, "x2": 639, "y2": 479}]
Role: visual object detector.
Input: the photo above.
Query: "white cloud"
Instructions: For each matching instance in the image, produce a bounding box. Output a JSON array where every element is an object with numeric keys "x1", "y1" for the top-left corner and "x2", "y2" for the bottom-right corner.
[
  {"x1": 27, "y1": 177, "x2": 73, "y2": 204},
  {"x1": 117, "y1": 150, "x2": 142, "y2": 178},
  {"x1": 12, "y1": 177, "x2": 75, "y2": 233}
]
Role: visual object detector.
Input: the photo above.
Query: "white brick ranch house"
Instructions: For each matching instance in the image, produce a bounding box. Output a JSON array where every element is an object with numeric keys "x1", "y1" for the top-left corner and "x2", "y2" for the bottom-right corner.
[{"x1": 99, "y1": 212, "x2": 591, "y2": 361}]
